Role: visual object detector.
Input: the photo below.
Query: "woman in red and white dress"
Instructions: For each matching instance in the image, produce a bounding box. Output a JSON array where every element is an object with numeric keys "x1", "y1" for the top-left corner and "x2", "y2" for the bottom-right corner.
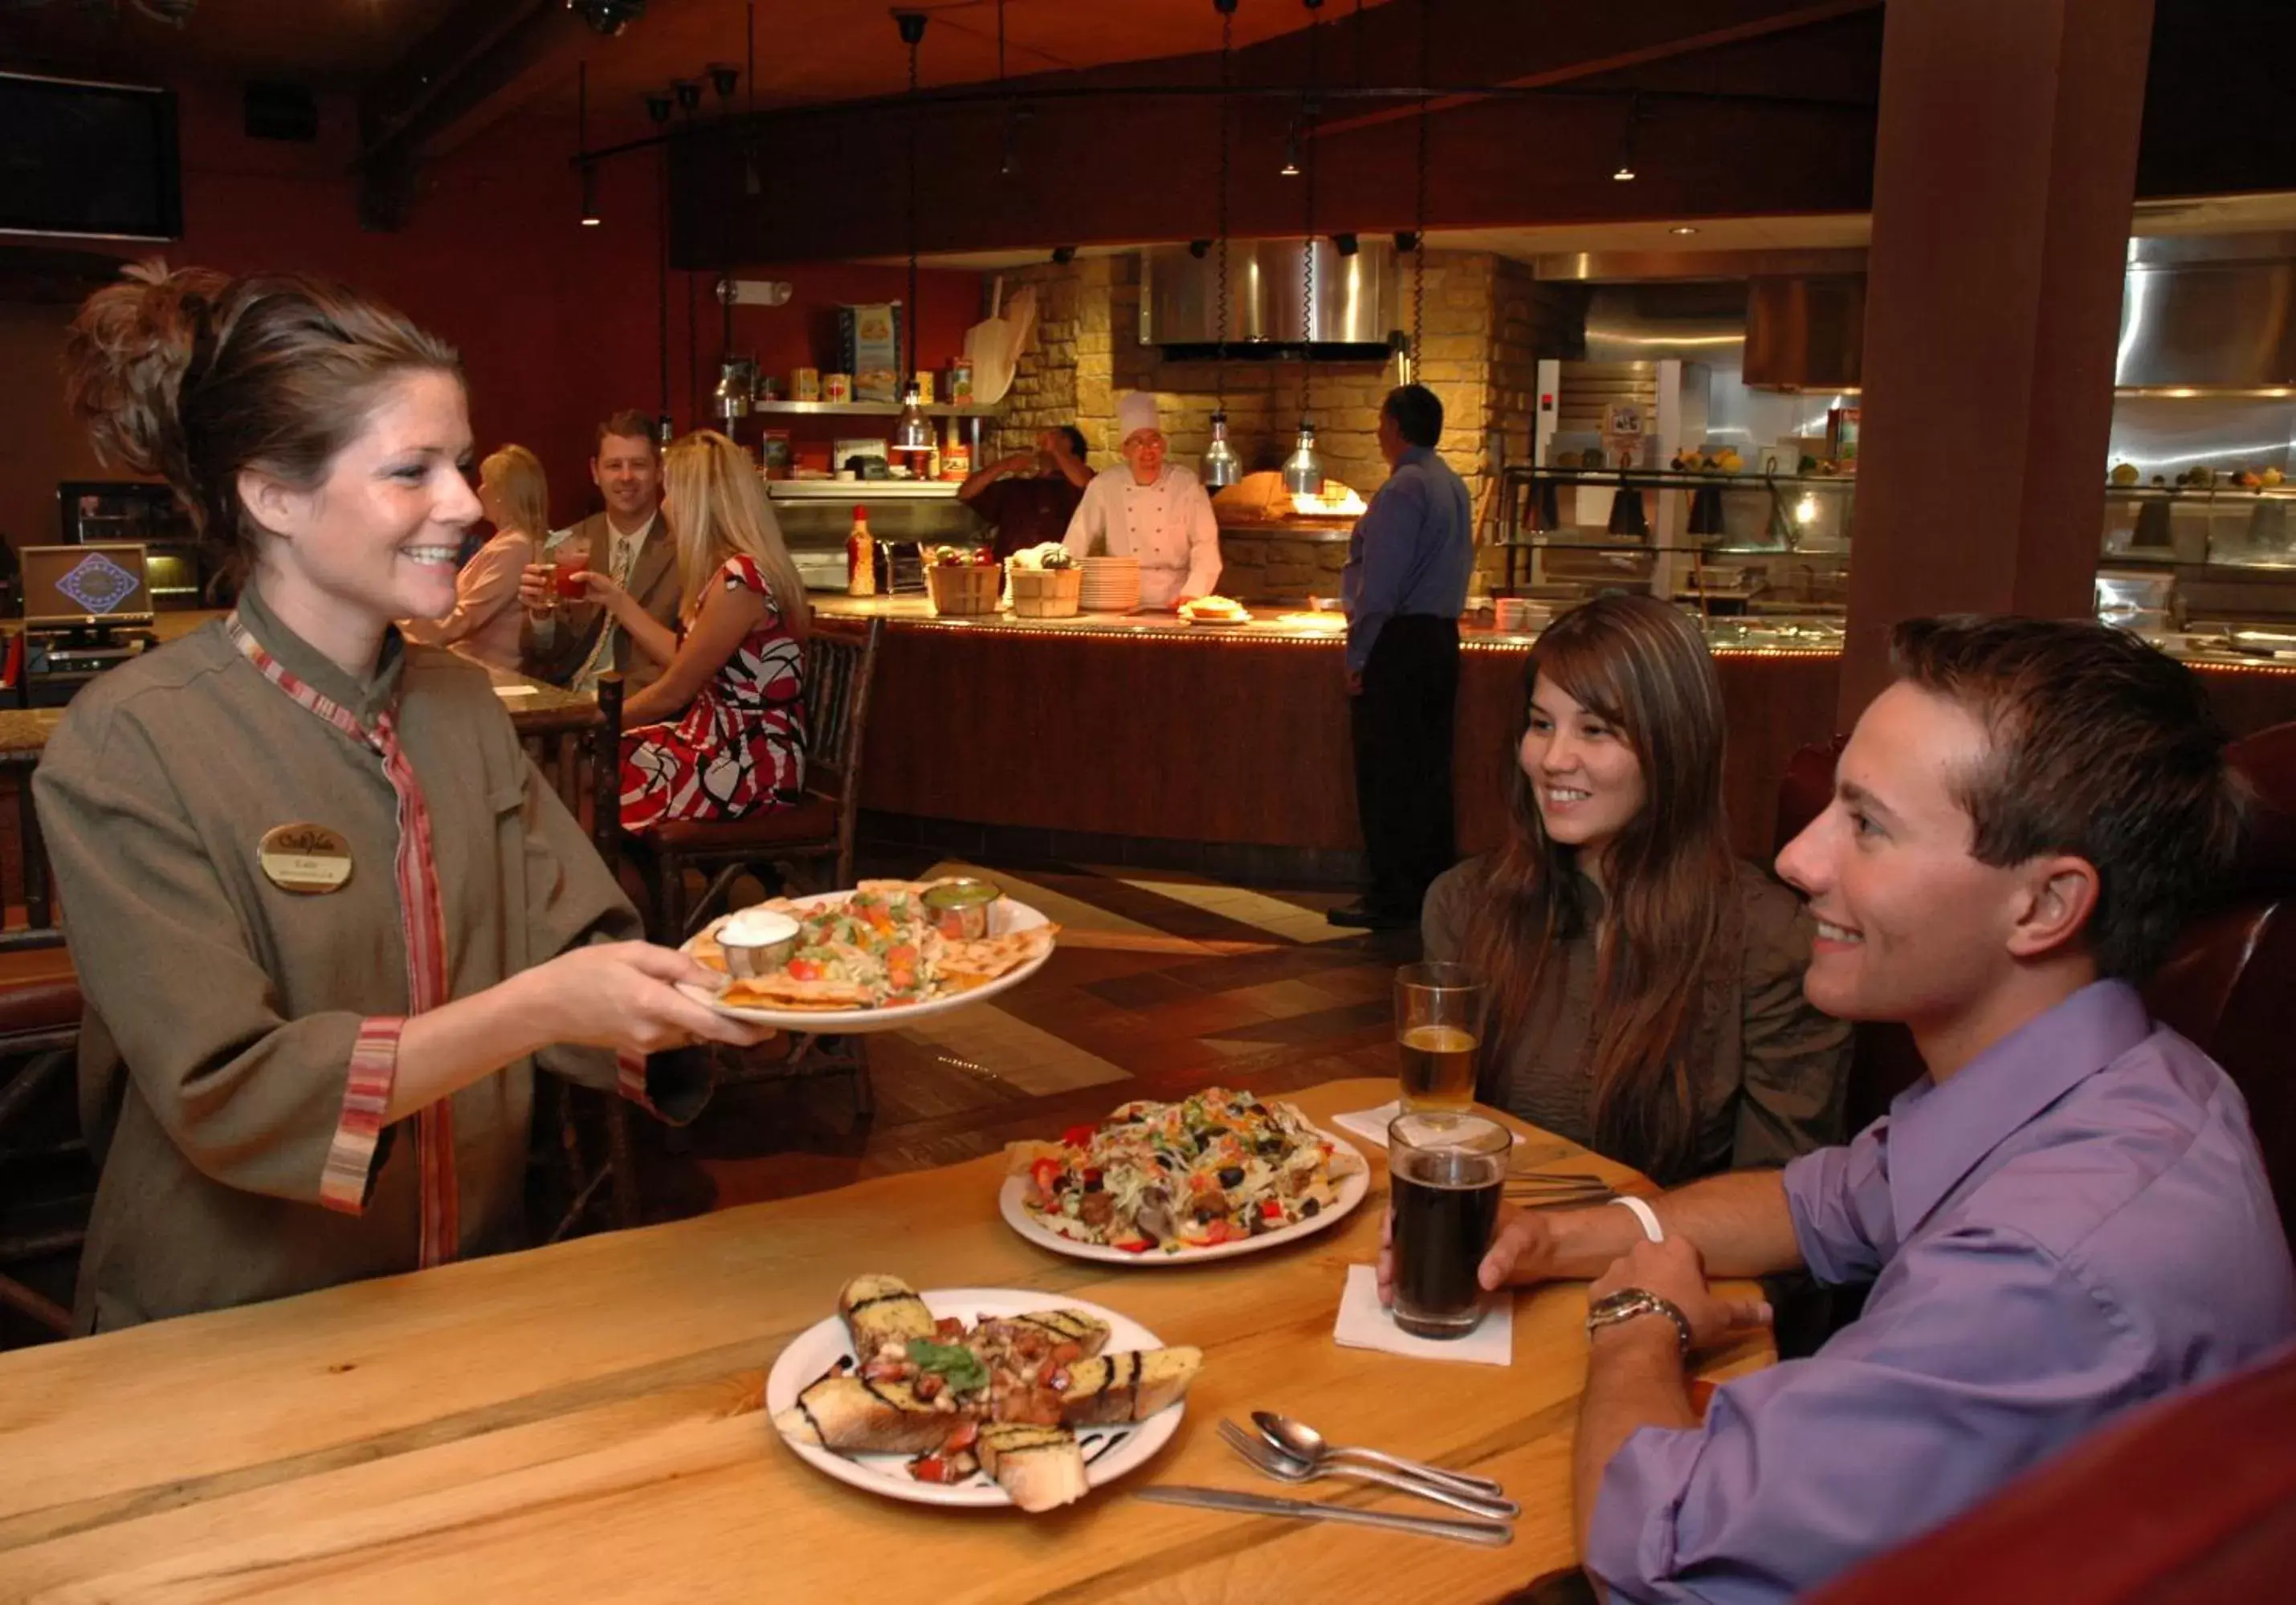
[{"x1": 579, "y1": 430, "x2": 807, "y2": 829}]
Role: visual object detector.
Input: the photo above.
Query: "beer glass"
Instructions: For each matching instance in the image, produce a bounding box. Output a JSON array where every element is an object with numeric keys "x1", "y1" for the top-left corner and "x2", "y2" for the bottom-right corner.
[
  {"x1": 1395, "y1": 962, "x2": 1482, "y2": 1111},
  {"x1": 1388, "y1": 1110, "x2": 1514, "y2": 1338}
]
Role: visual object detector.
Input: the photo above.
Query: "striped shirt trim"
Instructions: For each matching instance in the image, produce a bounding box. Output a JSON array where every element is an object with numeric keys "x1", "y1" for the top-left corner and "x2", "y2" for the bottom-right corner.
[
  {"x1": 227, "y1": 614, "x2": 462, "y2": 1265},
  {"x1": 320, "y1": 1017, "x2": 402, "y2": 1213},
  {"x1": 616, "y1": 1049, "x2": 659, "y2": 1115}
]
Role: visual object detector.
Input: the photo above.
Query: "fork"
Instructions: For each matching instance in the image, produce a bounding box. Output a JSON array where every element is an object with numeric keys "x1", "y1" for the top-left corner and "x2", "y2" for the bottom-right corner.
[{"x1": 1215, "y1": 1420, "x2": 1522, "y2": 1519}]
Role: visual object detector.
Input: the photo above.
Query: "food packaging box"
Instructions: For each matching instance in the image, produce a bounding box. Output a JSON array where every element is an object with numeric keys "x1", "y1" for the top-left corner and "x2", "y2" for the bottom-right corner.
[
  {"x1": 758, "y1": 430, "x2": 793, "y2": 479},
  {"x1": 837, "y1": 303, "x2": 904, "y2": 402}
]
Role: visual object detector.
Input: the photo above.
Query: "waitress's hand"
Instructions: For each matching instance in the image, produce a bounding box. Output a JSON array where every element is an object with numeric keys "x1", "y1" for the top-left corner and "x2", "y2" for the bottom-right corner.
[
  {"x1": 524, "y1": 942, "x2": 777, "y2": 1054},
  {"x1": 517, "y1": 562, "x2": 557, "y2": 616},
  {"x1": 1344, "y1": 670, "x2": 1364, "y2": 697},
  {"x1": 1172, "y1": 593, "x2": 1204, "y2": 612}
]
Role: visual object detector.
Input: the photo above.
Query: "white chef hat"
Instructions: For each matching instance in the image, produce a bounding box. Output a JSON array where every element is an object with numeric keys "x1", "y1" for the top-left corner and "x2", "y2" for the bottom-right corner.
[{"x1": 1115, "y1": 391, "x2": 1160, "y2": 442}]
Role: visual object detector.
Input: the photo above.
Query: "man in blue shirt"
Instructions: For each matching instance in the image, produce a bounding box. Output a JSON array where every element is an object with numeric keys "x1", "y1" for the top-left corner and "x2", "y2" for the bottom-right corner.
[{"x1": 1330, "y1": 384, "x2": 1475, "y2": 930}]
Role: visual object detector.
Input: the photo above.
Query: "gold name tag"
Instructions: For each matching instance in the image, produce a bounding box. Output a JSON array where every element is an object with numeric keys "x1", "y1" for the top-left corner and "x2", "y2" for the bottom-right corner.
[{"x1": 259, "y1": 823, "x2": 354, "y2": 894}]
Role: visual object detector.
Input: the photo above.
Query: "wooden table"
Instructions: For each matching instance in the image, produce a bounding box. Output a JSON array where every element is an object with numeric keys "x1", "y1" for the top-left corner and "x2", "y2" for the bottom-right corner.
[{"x1": 0, "y1": 1079, "x2": 1770, "y2": 1603}]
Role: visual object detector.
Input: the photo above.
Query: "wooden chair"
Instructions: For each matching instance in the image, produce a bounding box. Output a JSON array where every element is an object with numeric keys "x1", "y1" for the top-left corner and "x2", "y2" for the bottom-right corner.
[
  {"x1": 542, "y1": 674, "x2": 644, "y2": 1240},
  {"x1": 623, "y1": 615, "x2": 887, "y2": 942},
  {"x1": 0, "y1": 767, "x2": 84, "y2": 1341}
]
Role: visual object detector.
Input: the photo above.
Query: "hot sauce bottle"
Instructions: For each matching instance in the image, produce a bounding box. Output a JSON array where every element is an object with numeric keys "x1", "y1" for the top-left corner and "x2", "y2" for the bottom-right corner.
[{"x1": 846, "y1": 506, "x2": 878, "y2": 598}]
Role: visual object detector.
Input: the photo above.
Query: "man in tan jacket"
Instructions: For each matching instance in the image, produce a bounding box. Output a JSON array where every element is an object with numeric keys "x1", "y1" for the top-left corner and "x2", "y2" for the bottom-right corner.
[{"x1": 520, "y1": 409, "x2": 682, "y2": 695}]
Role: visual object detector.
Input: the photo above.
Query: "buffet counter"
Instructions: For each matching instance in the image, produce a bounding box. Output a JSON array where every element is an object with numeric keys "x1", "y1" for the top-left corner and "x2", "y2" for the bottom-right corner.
[
  {"x1": 821, "y1": 597, "x2": 1845, "y2": 868},
  {"x1": 823, "y1": 597, "x2": 2296, "y2": 874}
]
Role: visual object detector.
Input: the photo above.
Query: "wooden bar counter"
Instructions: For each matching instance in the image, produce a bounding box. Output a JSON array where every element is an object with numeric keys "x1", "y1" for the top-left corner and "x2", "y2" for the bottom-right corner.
[
  {"x1": 822, "y1": 598, "x2": 2296, "y2": 868},
  {"x1": 0, "y1": 1079, "x2": 1770, "y2": 1603}
]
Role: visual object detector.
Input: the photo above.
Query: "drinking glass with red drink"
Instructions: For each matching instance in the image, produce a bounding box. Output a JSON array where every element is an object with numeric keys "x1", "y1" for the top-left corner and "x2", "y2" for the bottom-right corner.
[{"x1": 552, "y1": 548, "x2": 590, "y2": 609}]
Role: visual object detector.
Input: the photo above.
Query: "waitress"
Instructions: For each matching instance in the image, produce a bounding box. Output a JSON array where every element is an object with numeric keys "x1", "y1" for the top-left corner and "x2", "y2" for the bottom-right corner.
[{"x1": 1062, "y1": 391, "x2": 1222, "y2": 609}]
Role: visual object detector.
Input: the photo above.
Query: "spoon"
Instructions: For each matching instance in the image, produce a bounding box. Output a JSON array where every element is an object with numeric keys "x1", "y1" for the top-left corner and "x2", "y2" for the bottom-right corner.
[{"x1": 1253, "y1": 1412, "x2": 1511, "y2": 1503}]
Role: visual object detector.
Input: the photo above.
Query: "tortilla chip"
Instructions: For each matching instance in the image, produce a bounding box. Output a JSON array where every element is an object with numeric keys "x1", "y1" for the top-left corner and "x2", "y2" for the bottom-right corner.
[
  {"x1": 720, "y1": 974, "x2": 872, "y2": 1008},
  {"x1": 940, "y1": 923, "x2": 1059, "y2": 981}
]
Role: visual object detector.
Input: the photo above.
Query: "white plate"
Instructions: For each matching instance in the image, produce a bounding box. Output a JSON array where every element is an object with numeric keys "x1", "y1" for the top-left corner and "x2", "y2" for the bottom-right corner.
[
  {"x1": 999, "y1": 1127, "x2": 1370, "y2": 1265},
  {"x1": 766, "y1": 1287, "x2": 1181, "y2": 1509},
  {"x1": 679, "y1": 891, "x2": 1054, "y2": 1035}
]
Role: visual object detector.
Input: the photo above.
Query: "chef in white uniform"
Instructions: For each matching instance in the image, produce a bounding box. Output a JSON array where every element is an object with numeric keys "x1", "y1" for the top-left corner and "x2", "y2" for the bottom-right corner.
[{"x1": 1062, "y1": 391, "x2": 1222, "y2": 609}]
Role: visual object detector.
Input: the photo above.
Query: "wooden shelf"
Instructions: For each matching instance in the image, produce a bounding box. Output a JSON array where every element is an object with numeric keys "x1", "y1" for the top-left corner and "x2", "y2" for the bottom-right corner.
[{"x1": 748, "y1": 401, "x2": 1001, "y2": 418}]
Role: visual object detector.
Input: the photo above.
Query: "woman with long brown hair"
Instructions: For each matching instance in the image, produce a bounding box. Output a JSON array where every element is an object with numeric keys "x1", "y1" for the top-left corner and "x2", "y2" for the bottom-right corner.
[
  {"x1": 1422, "y1": 594, "x2": 1849, "y2": 1183},
  {"x1": 579, "y1": 429, "x2": 808, "y2": 829},
  {"x1": 42, "y1": 263, "x2": 770, "y2": 1330}
]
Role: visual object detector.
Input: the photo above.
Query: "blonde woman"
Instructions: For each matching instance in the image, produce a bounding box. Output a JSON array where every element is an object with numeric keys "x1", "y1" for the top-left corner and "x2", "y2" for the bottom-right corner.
[
  {"x1": 401, "y1": 443, "x2": 546, "y2": 669},
  {"x1": 580, "y1": 430, "x2": 808, "y2": 828}
]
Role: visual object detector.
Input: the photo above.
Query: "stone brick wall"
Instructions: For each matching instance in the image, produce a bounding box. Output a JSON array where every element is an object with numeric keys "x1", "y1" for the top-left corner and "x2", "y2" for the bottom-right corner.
[{"x1": 985, "y1": 248, "x2": 1576, "y2": 602}]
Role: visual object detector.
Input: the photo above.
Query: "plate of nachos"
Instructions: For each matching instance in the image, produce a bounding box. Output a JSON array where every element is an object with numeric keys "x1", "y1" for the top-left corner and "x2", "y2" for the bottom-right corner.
[
  {"x1": 1000, "y1": 1088, "x2": 1368, "y2": 1264},
  {"x1": 679, "y1": 879, "x2": 1059, "y2": 1033}
]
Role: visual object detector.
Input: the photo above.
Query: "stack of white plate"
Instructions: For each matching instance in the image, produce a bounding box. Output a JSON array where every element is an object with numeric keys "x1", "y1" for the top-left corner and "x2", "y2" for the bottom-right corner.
[{"x1": 1079, "y1": 554, "x2": 1141, "y2": 613}]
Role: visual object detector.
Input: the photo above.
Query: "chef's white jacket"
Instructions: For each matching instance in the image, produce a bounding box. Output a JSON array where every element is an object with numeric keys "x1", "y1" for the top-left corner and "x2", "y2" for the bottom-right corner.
[{"x1": 1061, "y1": 463, "x2": 1224, "y2": 609}]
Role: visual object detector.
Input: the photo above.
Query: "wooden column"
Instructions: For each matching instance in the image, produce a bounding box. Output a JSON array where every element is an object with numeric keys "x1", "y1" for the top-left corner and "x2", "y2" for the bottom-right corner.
[{"x1": 1838, "y1": 0, "x2": 2155, "y2": 720}]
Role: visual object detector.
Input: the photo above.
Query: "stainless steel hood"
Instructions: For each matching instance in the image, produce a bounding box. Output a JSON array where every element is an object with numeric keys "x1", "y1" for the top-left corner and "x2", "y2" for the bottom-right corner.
[
  {"x1": 1581, "y1": 283, "x2": 1746, "y2": 364},
  {"x1": 2116, "y1": 234, "x2": 2296, "y2": 392},
  {"x1": 1742, "y1": 275, "x2": 1865, "y2": 392},
  {"x1": 1140, "y1": 240, "x2": 1401, "y2": 359}
]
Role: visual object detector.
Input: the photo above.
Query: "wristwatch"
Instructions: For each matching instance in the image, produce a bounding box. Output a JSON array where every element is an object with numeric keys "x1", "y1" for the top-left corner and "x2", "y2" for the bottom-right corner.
[{"x1": 1585, "y1": 1287, "x2": 1694, "y2": 1357}]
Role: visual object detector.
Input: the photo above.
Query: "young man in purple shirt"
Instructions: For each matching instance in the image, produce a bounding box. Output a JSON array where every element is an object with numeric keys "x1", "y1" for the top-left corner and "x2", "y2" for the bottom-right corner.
[{"x1": 1457, "y1": 616, "x2": 2295, "y2": 1602}]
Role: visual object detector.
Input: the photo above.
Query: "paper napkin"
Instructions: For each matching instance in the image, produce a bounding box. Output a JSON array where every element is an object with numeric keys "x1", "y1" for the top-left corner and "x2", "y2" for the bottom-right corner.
[
  {"x1": 1332, "y1": 1264, "x2": 1514, "y2": 1367},
  {"x1": 1332, "y1": 1101, "x2": 1402, "y2": 1150}
]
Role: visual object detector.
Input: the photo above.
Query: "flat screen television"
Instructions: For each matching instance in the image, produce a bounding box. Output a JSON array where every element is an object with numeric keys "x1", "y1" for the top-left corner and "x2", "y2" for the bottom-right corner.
[
  {"x1": 20, "y1": 544, "x2": 155, "y2": 632},
  {"x1": 0, "y1": 71, "x2": 181, "y2": 243}
]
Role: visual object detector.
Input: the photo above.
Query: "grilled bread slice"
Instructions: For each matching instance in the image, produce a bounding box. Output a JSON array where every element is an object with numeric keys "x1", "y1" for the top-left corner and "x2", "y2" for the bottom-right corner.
[
  {"x1": 838, "y1": 1273, "x2": 938, "y2": 1361},
  {"x1": 974, "y1": 1308, "x2": 1112, "y2": 1358},
  {"x1": 977, "y1": 1421, "x2": 1090, "y2": 1512},
  {"x1": 1058, "y1": 1345, "x2": 1203, "y2": 1427},
  {"x1": 773, "y1": 1374, "x2": 956, "y2": 1456}
]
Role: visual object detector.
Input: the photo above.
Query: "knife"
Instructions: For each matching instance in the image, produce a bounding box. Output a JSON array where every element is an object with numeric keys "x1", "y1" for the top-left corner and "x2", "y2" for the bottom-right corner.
[{"x1": 1135, "y1": 1485, "x2": 1514, "y2": 1546}]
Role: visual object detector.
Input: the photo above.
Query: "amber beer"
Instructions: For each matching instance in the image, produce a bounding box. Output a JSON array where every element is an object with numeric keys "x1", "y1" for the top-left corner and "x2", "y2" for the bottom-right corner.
[
  {"x1": 1394, "y1": 963, "x2": 1485, "y2": 1113},
  {"x1": 1398, "y1": 1024, "x2": 1477, "y2": 1110}
]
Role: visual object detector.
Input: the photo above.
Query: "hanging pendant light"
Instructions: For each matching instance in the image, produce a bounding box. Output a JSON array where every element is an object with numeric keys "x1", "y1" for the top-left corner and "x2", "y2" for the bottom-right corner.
[
  {"x1": 894, "y1": 381, "x2": 932, "y2": 454},
  {"x1": 891, "y1": 14, "x2": 933, "y2": 459},
  {"x1": 1203, "y1": 414, "x2": 1241, "y2": 490},
  {"x1": 1201, "y1": 0, "x2": 1242, "y2": 490},
  {"x1": 1283, "y1": 422, "x2": 1324, "y2": 497},
  {"x1": 576, "y1": 64, "x2": 600, "y2": 226},
  {"x1": 1284, "y1": 1, "x2": 1326, "y2": 499}
]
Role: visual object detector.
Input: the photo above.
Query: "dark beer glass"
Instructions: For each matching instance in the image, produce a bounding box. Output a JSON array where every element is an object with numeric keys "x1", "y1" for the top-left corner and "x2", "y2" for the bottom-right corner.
[{"x1": 1388, "y1": 1110, "x2": 1513, "y2": 1338}]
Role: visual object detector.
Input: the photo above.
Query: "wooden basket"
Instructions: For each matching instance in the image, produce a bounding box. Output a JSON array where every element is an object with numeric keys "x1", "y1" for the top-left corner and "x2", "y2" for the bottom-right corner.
[
  {"x1": 926, "y1": 563, "x2": 1002, "y2": 617},
  {"x1": 1009, "y1": 565, "x2": 1082, "y2": 618}
]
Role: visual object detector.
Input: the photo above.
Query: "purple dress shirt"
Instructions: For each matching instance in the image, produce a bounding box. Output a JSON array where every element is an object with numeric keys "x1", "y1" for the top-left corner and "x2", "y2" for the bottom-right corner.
[{"x1": 1585, "y1": 980, "x2": 2296, "y2": 1603}]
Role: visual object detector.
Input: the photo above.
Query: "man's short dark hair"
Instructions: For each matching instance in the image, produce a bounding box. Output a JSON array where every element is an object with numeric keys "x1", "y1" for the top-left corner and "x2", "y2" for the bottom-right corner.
[
  {"x1": 1890, "y1": 615, "x2": 2244, "y2": 980},
  {"x1": 596, "y1": 409, "x2": 657, "y2": 454},
  {"x1": 1382, "y1": 385, "x2": 1443, "y2": 450},
  {"x1": 1056, "y1": 425, "x2": 1087, "y2": 462}
]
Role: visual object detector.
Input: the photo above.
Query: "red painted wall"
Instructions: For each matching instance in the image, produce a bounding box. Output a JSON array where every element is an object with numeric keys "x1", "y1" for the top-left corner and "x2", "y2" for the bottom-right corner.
[{"x1": 2, "y1": 78, "x2": 985, "y2": 542}]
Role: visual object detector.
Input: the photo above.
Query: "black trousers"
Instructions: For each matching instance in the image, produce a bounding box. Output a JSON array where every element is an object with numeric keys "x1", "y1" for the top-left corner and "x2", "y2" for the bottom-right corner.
[{"x1": 1349, "y1": 614, "x2": 1461, "y2": 917}]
